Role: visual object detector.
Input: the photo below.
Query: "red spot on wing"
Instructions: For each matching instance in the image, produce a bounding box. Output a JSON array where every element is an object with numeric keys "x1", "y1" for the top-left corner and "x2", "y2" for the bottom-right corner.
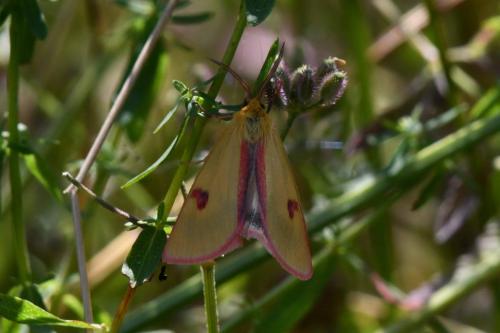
[
  {"x1": 287, "y1": 199, "x2": 299, "y2": 219},
  {"x1": 191, "y1": 188, "x2": 209, "y2": 210}
]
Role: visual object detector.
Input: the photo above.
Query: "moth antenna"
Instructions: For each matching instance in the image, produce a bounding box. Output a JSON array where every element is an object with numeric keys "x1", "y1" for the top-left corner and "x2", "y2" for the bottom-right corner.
[
  {"x1": 257, "y1": 42, "x2": 285, "y2": 100},
  {"x1": 209, "y1": 58, "x2": 252, "y2": 99}
]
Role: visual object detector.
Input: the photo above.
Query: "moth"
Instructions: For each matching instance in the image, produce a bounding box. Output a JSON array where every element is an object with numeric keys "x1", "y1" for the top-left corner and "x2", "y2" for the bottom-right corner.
[{"x1": 163, "y1": 46, "x2": 313, "y2": 280}]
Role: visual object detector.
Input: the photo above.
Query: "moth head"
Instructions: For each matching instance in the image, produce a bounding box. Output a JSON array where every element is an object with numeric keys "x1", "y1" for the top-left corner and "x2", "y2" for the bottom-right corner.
[
  {"x1": 210, "y1": 43, "x2": 285, "y2": 115},
  {"x1": 239, "y1": 98, "x2": 266, "y2": 119}
]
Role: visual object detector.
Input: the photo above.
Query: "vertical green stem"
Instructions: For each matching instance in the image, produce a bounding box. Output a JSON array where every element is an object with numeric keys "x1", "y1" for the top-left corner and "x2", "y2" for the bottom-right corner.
[
  {"x1": 342, "y1": 1, "x2": 374, "y2": 126},
  {"x1": 281, "y1": 112, "x2": 298, "y2": 140},
  {"x1": 8, "y1": 10, "x2": 32, "y2": 285},
  {"x1": 342, "y1": 0, "x2": 392, "y2": 281},
  {"x1": 201, "y1": 263, "x2": 219, "y2": 333},
  {"x1": 161, "y1": 1, "x2": 247, "y2": 216}
]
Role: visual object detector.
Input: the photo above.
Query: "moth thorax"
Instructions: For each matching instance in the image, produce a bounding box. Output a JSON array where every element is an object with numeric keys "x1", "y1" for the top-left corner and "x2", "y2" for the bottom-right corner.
[{"x1": 244, "y1": 117, "x2": 264, "y2": 143}]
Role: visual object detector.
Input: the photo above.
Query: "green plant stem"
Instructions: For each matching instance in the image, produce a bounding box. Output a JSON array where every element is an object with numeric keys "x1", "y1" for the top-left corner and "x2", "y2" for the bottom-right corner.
[
  {"x1": 281, "y1": 112, "x2": 298, "y2": 139},
  {"x1": 201, "y1": 263, "x2": 219, "y2": 333},
  {"x1": 111, "y1": 286, "x2": 136, "y2": 333},
  {"x1": 8, "y1": 10, "x2": 31, "y2": 285},
  {"x1": 120, "y1": 94, "x2": 500, "y2": 332},
  {"x1": 342, "y1": 0, "x2": 378, "y2": 163},
  {"x1": 377, "y1": 252, "x2": 500, "y2": 333},
  {"x1": 161, "y1": 1, "x2": 247, "y2": 215}
]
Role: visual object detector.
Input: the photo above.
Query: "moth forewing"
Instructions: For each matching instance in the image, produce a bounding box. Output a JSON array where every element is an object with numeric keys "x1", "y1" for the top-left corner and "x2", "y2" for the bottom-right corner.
[
  {"x1": 163, "y1": 123, "x2": 244, "y2": 264},
  {"x1": 258, "y1": 123, "x2": 313, "y2": 280}
]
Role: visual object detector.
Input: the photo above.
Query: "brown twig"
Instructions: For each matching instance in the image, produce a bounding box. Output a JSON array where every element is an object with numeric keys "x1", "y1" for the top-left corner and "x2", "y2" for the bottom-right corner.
[{"x1": 63, "y1": 172, "x2": 141, "y2": 224}]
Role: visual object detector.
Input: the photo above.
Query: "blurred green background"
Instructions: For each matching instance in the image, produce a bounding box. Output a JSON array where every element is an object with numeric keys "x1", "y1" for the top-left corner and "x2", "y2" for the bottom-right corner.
[{"x1": 1, "y1": 0, "x2": 500, "y2": 332}]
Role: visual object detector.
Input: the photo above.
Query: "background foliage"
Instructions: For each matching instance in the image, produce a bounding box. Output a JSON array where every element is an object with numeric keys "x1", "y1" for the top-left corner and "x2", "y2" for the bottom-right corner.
[{"x1": 1, "y1": 0, "x2": 500, "y2": 332}]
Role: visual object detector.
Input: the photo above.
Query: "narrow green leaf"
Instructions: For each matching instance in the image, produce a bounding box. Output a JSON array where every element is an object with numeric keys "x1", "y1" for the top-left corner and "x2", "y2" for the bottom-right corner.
[
  {"x1": 20, "y1": 0, "x2": 48, "y2": 39},
  {"x1": 0, "y1": 294, "x2": 102, "y2": 330},
  {"x1": 154, "y1": 103, "x2": 179, "y2": 134},
  {"x1": 253, "y1": 38, "x2": 280, "y2": 95},
  {"x1": 172, "y1": 12, "x2": 213, "y2": 25},
  {"x1": 123, "y1": 110, "x2": 192, "y2": 188},
  {"x1": 121, "y1": 226, "x2": 167, "y2": 288},
  {"x1": 245, "y1": 0, "x2": 275, "y2": 26},
  {"x1": 23, "y1": 152, "x2": 63, "y2": 202},
  {"x1": 424, "y1": 105, "x2": 467, "y2": 131},
  {"x1": 121, "y1": 134, "x2": 179, "y2": 188}
]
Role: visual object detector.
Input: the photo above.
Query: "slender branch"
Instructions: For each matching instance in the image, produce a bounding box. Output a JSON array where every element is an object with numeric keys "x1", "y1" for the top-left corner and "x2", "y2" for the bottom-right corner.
[
  {"x1": 63, "y1": 172, "x2": 141, "y2": 224},
  {"x1": 70, "y1": 190, "x2": 94, "y2": 324},
  {"x1": 201, "y1": 263, "x2": 219, "y2": 333},
  {"x1": 8, "y1": 10, "x2": 31, "y2": 285},
  {"x1": 111, "y1": 286, "x2": 136, "y2": 333}
]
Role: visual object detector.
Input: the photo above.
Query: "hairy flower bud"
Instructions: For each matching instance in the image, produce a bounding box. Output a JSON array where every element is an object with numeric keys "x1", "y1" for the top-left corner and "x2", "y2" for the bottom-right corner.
[
  {"x1": 291, "y1": 65, "x2": 315, "y2": 106},
  {"x1": 318, "y1": 71, "x2": 348, "y2": 107},
  {"x1": 266, "y1": 65, "x2": 290, "y2": 108},
  {"x1": 267, "y1": 56, "x2": 347, "y2": 112},
  {"x1": 315, "y1": 57, "x2": 346, "y2": 82}
]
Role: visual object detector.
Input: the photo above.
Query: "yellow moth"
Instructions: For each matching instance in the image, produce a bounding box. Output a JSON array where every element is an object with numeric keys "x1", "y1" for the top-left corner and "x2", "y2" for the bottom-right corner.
[{"x1": 163, "y1": 47, "x2": 313, "y2": 280}]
